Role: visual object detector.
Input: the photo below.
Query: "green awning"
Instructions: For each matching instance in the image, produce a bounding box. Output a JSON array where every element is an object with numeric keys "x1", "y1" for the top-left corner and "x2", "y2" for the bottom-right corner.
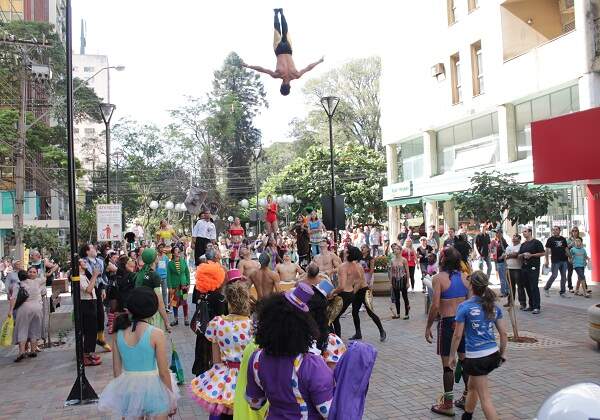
[
  {"x1": 422, "y1": 193, "x2": 453, "y2": 202},
  {"x1": 387, "y1": 197, "x2": 422, "y2": 207}
]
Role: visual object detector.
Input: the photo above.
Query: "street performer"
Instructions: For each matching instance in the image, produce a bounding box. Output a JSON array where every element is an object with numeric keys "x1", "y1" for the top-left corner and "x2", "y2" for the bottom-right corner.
[
  {"x1": 228, "y1": 217, "x2": 245, "y2": 269},
  {"x1": 192, "y1": 209, "x2": 216, "y2": 266},
  {"x1": 425, "y1": 247, "x2": 471, "y2": 417},
  {"x1": 241, "y1": 8, "x2": 324, "y2": 96}
]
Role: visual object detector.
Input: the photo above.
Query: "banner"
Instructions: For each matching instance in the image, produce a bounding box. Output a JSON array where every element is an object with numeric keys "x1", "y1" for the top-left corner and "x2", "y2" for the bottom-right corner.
[{"x1": 97, "y1": 204, "x2": 122, "y2": 242}]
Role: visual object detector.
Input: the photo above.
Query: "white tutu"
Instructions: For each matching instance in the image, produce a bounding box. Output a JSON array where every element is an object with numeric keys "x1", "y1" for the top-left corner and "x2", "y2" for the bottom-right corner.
[{"x1": 98, "y1": 369, "x2": 180, "y2": 419}]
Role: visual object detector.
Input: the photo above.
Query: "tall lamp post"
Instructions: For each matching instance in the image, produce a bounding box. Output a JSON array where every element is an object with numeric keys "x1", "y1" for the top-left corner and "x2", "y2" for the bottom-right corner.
[
  {"x1": 253, "y1": 146, "x2": 262, "y2": 234},
  {"x1": 320, "y1": 96, "x2": 340, "y2": 244},
  {"x1": 99, "y1": 103, "x2": 116, "y2": 203}
]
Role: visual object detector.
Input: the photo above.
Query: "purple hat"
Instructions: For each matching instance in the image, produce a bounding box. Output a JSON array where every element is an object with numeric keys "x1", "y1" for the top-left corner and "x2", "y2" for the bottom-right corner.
[{"x1": 284, "y1": 282, "x2": 314, "y2": 312}]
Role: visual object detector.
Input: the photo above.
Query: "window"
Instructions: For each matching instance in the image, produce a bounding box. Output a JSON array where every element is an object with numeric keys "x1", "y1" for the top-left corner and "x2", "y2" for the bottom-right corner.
[
  {"x1": 468, "y1": 0, "x2": 479, "y2": 13},
  {"x1": 84, "y1": 127, "x2": 96, "y2": 135},
  {"x1": 450, "y1": 53, "x2": 462, "y2": 104},
  {"x1": 437, "y1": 113, "x2": 499, "y2": 174},
  {"x1": 515, "y1": 85, "x2": 579, "y2": 160},
  {"x1": 0, "y1": 0, "x2": 23, "y2": 21},
  {"x1": 471, "y1": 41, "x2": 483, "y2": 96},
  {"x1": 397, "y1": 137, "x2": 424, "y2": 182},
  {"x1": 447, "y1": 0, "x2": 456, "y2": 25},
  {"x1": 83, "y1": 66, "x2": 95, "y2": 72}
]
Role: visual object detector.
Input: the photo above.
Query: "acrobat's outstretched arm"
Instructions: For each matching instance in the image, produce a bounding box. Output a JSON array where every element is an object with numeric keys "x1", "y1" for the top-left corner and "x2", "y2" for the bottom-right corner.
[
  {"x1": 241, "y1": 61, "x2": 279, "y2": 78},
  {"x1": 297, "y1": 56, "x2": 324, "y2": 78}
]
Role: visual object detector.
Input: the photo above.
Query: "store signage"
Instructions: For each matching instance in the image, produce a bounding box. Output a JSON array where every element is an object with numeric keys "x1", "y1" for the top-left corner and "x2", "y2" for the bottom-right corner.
[{"x1": 383, "y1": 181, "x2": 412, "y2": 201}]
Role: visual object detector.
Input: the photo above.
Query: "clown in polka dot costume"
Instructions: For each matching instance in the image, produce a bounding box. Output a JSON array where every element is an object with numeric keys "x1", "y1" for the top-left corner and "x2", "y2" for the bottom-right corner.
[{"x1": 190, "y1": 314, "x2": 252, "y2": 416}]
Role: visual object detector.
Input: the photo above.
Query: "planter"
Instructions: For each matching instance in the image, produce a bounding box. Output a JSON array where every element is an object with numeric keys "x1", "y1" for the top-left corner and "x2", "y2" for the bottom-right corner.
[
  {"x1": 588, "y1": 303, "x2": 600, "y2": 350},
  {"x1": 372, "y1": 272, "x2": 390, "y2": 296}
]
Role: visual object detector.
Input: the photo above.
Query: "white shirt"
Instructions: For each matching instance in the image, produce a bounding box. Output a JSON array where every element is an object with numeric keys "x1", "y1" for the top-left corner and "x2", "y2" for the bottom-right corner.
[
  {"x1": 505, "y1": 244, "x2": 522, "y2": 269},
  {"x1": 132, "y1": 225, "x2": 144, "y2": 240},
  {"x1": 193, "y1": 219, "x2": 216, "y2": 240},
  {"x1": 381, "y1": 230, "x2": 389, "y2": 242},
  {"x1": 369, "y1": 231, "x2": 381, "y2": 246}
]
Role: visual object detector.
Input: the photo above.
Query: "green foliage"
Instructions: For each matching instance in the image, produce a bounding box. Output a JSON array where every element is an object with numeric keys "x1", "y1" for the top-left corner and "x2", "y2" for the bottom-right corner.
[
  {"x1": 293, "y1": 56, "x2": 382, "y2": 152},
  {"x1": 23, "y1": 226, "x2": 69, "y2": 268},
  {"x1": 453, "y1": 171, "x2": 558, "y2": 226},
  {"x1": 262, "y1": 143, "x2": 386, "y2": 223}
]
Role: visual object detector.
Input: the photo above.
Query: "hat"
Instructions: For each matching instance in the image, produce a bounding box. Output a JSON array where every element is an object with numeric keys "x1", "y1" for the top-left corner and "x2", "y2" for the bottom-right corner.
[
  {"x1": 284, "y1": 282, "x2": 314, "y2": 312},
  {"x1": 227, "y1": 268, "x2": 242, "y2": 283},
  {"x1": 126, "y1": 287, "x2": 159, "y2": 320},
  {"x1": 141, "y1": 248, "x2": 157, "y2": 265}
]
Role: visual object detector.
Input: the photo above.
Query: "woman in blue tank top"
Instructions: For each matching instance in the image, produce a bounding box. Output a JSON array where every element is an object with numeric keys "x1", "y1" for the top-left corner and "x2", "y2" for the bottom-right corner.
[{"x1": 98, "y1": 287, "x2": 179, "y2": 419}]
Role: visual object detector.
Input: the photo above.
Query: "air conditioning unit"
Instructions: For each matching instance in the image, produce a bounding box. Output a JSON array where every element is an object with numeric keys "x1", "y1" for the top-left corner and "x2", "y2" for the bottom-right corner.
[{"x1": 431, "y1": 63, "x2": 445, "y2": 78}]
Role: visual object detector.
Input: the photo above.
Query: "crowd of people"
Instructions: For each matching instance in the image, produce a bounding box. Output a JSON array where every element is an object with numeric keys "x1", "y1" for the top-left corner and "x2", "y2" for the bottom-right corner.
[{"x1": 1, "y1": 201, "x2": 591, "y2": 419}]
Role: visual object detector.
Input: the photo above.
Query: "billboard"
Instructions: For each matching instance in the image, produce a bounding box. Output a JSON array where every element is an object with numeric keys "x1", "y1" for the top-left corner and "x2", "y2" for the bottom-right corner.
[{"x1": 96, "y1": 204, "x2": 122, "y2": 242}]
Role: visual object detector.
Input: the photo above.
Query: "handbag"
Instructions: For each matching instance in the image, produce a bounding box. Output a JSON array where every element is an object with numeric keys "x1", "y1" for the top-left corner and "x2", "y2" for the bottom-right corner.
[
  {"x1": 190, "y1": 295, "x2": 211, "y2": 335},
  {"x1": 169, "y1": 340, "x2": 185, "y2": 385},
  {"x1": 14, "y1": 286, "x2": 29, "y2": 311},
  {"x1": 0, "y1": 317, "x2": 14, "y2": 347}
]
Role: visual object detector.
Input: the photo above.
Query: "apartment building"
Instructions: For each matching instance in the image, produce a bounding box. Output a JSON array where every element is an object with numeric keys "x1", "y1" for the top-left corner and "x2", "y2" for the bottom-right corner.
[{"x1": 381, "y1": 0, "x2": 600, "y2": 245}]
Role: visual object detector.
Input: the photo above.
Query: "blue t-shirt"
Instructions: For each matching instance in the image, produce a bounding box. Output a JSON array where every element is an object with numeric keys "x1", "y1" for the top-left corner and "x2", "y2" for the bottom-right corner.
[
  {"x1": 570, "y1": 246, "x2": 587, "y2": 268},
  {"x1": 155, "y1": 255, "x2": 169, "y2": 279},
  {"x1": 455, "y1": 297, "x2": 502, "y2": 358}
]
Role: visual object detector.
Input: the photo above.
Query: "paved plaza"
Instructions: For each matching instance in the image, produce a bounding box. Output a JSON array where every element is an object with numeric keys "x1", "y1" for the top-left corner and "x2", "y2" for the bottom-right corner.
[{"x1": 1, "y1": 277, "x2": 599, "y2": 420}]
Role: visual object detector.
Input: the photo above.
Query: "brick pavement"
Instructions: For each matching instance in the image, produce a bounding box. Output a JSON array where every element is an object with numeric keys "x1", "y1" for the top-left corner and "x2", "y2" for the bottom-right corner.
[{"x1": 0, "y1": 278, "x2": 599, "y2": 420}]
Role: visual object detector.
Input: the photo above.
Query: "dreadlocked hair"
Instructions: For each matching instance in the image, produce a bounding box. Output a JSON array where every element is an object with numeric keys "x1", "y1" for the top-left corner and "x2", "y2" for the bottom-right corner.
[
  {"x1": 470, "y1": 270, "x2": 497, "y2": 319},
  {"x1": 254, "y1": 293, "x2": 319, "y2": 357}
]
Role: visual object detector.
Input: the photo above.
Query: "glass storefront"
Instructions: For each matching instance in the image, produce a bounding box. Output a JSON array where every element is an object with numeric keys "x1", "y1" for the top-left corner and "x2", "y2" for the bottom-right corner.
[{"x1": 397, "y1": 137, "x2": 424, "y2": 182}]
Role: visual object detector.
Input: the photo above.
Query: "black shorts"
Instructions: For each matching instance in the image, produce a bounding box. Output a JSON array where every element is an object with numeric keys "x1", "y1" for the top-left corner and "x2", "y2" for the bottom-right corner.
[
  {"x1": 437, "y1": 316, "x2": 465, "y2": 356},
  {"x1": 275, "y1": 40, "x2": 292, "y2": 56},
  {"x1": 463, "y1": 351, "x2": 502, "y2": 376}
]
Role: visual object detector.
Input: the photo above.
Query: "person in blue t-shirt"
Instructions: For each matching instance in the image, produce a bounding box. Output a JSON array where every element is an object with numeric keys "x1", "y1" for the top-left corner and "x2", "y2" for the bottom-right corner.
[
  {"x1": 450, "y1": 271, "x2": 508, "y2": 420},
  {"x1": 155, "y1": 244, "x2": 171, "y2": 312},
  {"x1": 570, "y1": 237, "x2": 591, "y2": 297}
]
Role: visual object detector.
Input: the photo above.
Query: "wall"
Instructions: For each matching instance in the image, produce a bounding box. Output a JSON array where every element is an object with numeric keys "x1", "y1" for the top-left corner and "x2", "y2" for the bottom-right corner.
[{"x1": 501, "y1": 0, "x2": 563, "y2": 60}]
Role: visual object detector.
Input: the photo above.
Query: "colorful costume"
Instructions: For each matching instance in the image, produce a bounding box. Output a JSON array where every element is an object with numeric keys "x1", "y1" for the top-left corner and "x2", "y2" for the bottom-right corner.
[
  {"x1": 134, "y1": 249, "x2": 166, "y2": 331},
  {"x1": 167, "y1": 256, "x2": 190, "y2": 321},
  {"x1": 233, "y1": 341, "x2": 269, "y2": 420},
  {"x1": 191, "y1": 315, "x2": 253, "y2": 416},
  {"x1": 98, "y1": 325, "x2": 179, "y2": 418}
]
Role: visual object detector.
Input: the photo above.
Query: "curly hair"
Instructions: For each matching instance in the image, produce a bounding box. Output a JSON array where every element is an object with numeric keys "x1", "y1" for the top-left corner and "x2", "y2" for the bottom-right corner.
[
  {"x1": 254, "y1": 293, "x2": 319, "y2": 357},
  {"x1": 225, "y1": 281, "x2": 251, "y2": 316}
]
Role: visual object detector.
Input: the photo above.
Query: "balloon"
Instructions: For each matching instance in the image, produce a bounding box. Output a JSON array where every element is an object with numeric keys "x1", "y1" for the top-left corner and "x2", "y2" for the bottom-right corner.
[
  {"x1": 240, "y1": 199, "x2": 249, "y2": 208},
  {"x1": 149, "y1": 200, "x2": 159, "y2": 210},
  {"x1": 228, "y1": 216, "x2": 234, "y2": 222}
]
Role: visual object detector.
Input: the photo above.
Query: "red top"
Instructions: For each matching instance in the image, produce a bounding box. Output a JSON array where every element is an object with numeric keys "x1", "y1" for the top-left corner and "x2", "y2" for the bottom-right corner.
[
  {"x1": 266, "y1": 202, "x2": 278, "y2": 223},
  {"x1": 229, "y1": 228, "x2": 245, "y2": 236},
  {"x1": 402, "y1": 248, "x2": 417, "y2": 267}
]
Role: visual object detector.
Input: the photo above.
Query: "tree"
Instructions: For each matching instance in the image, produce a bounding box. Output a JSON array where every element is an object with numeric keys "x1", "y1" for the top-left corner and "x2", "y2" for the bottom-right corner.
[
  {"x1": 204, "y1": 52, "x2": 267, "y2": 201},
  {"x1": 23, "y1": 226, "x2": 69, "y2": 268},
  {"x1": 293, "y1": 56, "x2": 382, "y2": 152},
  {"x1": 453, "y1": 171, "x2": 558, "y2": 226},
  {"x1": 261, "y1": 143, "x2": 386, "y2": 223}
]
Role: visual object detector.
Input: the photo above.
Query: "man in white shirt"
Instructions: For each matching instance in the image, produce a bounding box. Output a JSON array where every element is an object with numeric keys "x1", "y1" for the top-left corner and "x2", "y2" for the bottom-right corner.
[
  {"x1": 505, "y1": 233, "x2": 525, "y2": 309},
  {"x1": 192, "y1": 210, "x2": 217, "y2": 265},
  {"x1": 369, "y1": 227, "x2": 381, "y2": 256},
  {"x1": 132, "y1": 221, "x2": 145, "y2": 244}
]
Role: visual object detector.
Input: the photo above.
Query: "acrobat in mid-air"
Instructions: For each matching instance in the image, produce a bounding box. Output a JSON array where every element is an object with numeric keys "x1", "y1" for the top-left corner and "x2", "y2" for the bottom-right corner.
[{"x1": 242, "y1": 8, "x2": 324, "y2": 96}]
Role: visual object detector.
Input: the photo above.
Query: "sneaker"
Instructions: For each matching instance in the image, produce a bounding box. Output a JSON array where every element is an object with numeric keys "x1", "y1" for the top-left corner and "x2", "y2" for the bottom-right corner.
[
  {"x1": 184, "y1": 320, "x2": 190, "y2": 326},
  {"x1": 170, "y1": 320, "x2": 179, "y2": 327},
  {"x1": 519, "y1": 305, "x2": 527, "y2": 311},
  {"x1": 544, "y1": 289, "x2": 550, "y2": 297},
  {"x1": 585, "y1": 294, "x2": 591, "y2": 298},
  {"x1": 560, "y1": 293, "x2": 570, "y2": 299},
  {"x1": 524, "y1": 307, "x2": 533, "y2": 312},
  {"x1": 403, "y1": 315, "x2": 410, "y2": 320},
  {"x1": 166, "y1": 308, "x2": 172, "y2": 314},
  {"x1": 532, "y1": 309, "x2": 540, "y2": 314},
  {"x1": 569, "y1": 289, "x2": 575, "y2": 293},
  {"x1": 431, "y1": 395, "x2": 455, "y2": 417},
  {"x1": 379, "y1": 330, "x2": 387, "y2": 342},
  {"x1": 454, "y1": 395, "x2": 466, "y2": 410}
]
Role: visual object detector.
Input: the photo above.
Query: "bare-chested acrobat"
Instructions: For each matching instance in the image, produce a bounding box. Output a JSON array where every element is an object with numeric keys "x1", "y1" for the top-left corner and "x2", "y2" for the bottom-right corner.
[{"x1": 241, "y1": 8, "x2": 324, "y2": 96}]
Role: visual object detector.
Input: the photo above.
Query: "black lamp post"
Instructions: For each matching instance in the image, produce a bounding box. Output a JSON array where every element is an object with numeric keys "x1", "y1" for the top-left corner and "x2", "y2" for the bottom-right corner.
[
  {"x1": 253, "y1": 146, "x2": 262, "y2": 235},
  {"x1": 320, "y1": 96, "x2": 340, "y2": 244},
  {"x1": 99, "y1": 102, "x2": 116, "y2": 203}
]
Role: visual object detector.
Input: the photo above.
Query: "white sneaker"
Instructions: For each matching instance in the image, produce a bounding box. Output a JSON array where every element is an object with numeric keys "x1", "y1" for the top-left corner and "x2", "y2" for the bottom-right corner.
[
  {"x1": 544, "y1": 289, "x2": 550, "y2": 297},
  {"x1": 560, "y1": 293, "x2": 570, "y2": 298}
]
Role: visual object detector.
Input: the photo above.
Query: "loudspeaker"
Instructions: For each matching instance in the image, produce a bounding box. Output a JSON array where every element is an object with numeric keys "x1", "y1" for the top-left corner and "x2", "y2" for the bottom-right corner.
[{"x1": 320, "y1": 195, "x2": 346, "y2": 231}]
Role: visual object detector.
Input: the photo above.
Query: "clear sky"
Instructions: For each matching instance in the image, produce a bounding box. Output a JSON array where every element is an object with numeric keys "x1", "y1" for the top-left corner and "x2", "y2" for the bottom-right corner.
[{"x1": 72, "y1": 0, "x2": 388, "y2": 146}]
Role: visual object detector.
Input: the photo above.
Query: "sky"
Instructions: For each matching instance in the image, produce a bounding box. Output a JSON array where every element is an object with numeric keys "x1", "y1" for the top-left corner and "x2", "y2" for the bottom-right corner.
[{"x1": 72, "y1": 0, "x2": 389, "y2": 146}]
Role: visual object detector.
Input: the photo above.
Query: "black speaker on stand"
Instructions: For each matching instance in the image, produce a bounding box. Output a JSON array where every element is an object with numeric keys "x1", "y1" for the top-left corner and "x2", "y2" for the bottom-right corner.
[{"x1": 320, "y1": 195, "x2": 346, "y2": 232}]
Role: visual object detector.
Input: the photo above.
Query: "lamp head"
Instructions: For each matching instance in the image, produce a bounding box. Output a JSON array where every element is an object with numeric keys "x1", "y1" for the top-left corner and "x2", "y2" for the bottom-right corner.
[
  {"x1": 320, "y1": 96, "x2": 340, "y2": 117},
  {"x1": 99, "y1": 102, "x2": 116, "y2": 124}
]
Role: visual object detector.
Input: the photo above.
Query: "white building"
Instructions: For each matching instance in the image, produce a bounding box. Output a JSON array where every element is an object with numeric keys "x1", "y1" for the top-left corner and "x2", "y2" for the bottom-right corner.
[
  {"x1": 73, "y1": 53, "x2": 109, "y2": 174},
  {"x1": 381, "y1": 0, "x2": 600, "y2": 241}
]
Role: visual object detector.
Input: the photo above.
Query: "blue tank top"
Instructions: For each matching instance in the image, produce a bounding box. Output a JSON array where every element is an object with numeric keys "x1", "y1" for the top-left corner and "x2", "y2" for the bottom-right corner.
[
  {"x1": 117, "y1": 324, "x2": 157, "y2": 372},
  {"x1": 440, "y1": 271, "x2": 469, "y2": 300}
]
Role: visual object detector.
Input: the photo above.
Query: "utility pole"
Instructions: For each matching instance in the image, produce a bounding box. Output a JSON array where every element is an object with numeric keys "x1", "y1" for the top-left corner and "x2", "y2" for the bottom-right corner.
[{"x1": 1, "y1": 36, "x2": 51, "y2": 261}]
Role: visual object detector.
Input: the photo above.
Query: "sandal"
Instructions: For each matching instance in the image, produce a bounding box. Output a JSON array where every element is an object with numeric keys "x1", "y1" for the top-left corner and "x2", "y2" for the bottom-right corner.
[
  {"x1": 14, "y1": 354, "x2": 26, "y2": 363},
  {"x1": 27, "y1": 352, "x2": 38, "y2": 358}
]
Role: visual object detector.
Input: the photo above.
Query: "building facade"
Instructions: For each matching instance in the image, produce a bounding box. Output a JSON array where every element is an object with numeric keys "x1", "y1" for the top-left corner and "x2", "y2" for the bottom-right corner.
[{"x1": 382, "y1": 0, "x2": 600, "y2": 245}]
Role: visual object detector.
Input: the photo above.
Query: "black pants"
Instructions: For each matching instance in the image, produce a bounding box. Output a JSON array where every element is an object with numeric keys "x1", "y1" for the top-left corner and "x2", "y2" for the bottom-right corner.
[
  {"x1": 332, "y1": 291, "x2": 354, "y2": 337},
  {"x1": 273, "y1": 9, "x2": 292, "y2": 56},
  {"x1": 194, "y1": 237, "x2": 211, "y2": 265},
  {"x1": 508, "y1": 269, "x2": 526, "y2": 307},
  {"x1": 95, "y1": 286, "x2": 104, "y2": 333},
  {"x1": 192, "y1": 291, "x2": 226, "y2": 376},
  {"x1": 521, "y1": 266, "x2": 541, "y2": 310},
  {"x1": 81, "y1": 299, "x2": 97, "y2": 354},
  {"x1": 408, "y1": 266, "x2": 416, "y2": 290},
  {"x1": 567, "y1": 261, "x2": 574, "y2": 290},
  {"x1": 392, "y1": 278, "x2": 410, "y2": 316},
  {"x1": 352, "y1": 287, "x2": 384, "y2": 337}
]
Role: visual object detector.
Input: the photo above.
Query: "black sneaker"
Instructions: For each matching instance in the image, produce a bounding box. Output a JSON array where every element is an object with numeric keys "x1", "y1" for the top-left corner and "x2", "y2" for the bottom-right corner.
[
  {"x1": 524, "y1": 307, "x2": 533, "y2": 312},
  {"x1": 170, "y1": 320, "x2": 179, "y2": 327},
  {"x1": 379, "y1": 330, "x2": 387, "y2": 342}
]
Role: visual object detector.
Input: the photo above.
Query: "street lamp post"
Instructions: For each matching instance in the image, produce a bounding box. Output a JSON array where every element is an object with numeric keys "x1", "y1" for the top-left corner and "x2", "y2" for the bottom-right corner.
[
  {"x1": 253, "y1": 146, "x2": 262, "y2": 235},
  {"x1": 320, "y1": 96, "x2": 340, "y2": 244},
  {"x1": 99, "y1": 103, "x2": 116, "y2": 203}
]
